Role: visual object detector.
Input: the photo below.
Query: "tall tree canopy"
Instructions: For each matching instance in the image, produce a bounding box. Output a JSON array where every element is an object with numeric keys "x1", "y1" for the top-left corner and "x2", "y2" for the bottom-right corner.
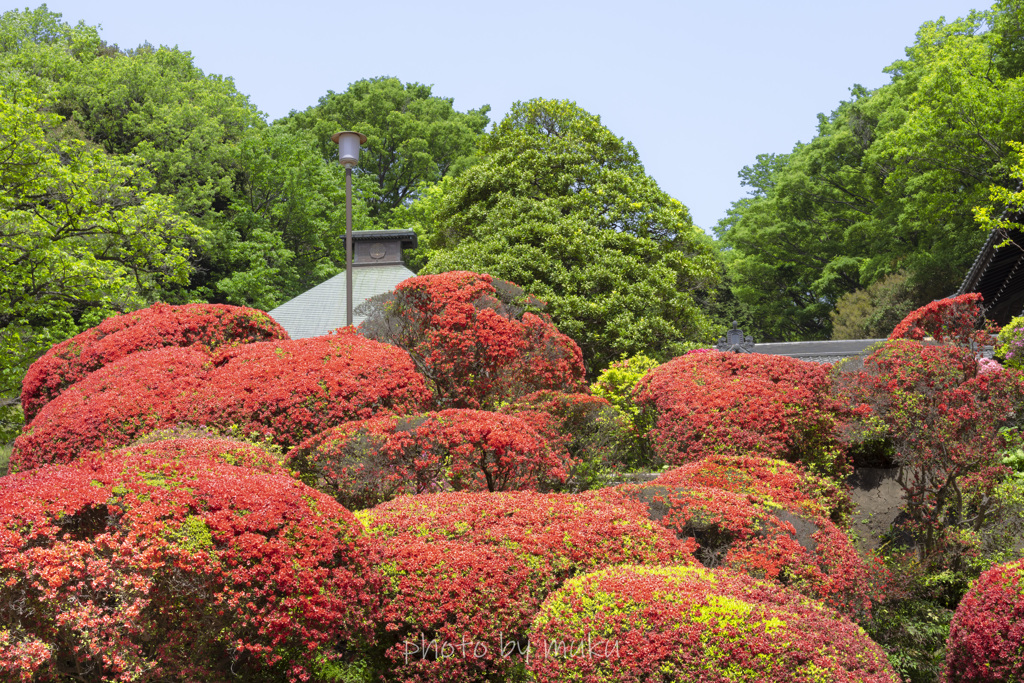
[
  {"x1": 718, "y1": 2, "x2": 1024, "y2": 341},
  {"x1": 0, "y1": 6, "x2": 387, "y2": 310},
  {"x1": 414, "y1": 98, "x2": 721, "y2": 375},
  {"x1": 0, "y1": 84, "x2": 202, "y2": 438},
  {"x1": 276, "y1": 77, "x2": 490, "y2": 219}
]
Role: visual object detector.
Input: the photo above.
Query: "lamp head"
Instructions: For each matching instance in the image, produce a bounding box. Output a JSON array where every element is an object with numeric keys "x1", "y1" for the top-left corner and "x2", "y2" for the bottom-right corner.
[{"x1": 331, "y1": 131, "x2": 367, "y2": 169}]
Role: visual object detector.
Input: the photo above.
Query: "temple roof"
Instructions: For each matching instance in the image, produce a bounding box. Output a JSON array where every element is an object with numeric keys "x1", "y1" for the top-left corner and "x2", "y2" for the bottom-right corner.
[
  {"x1": 957, "y1": 227, "x2": 1024, "y2": 325},
  {"x1": 267, "y1": 229, "x2": 417, "y2": 339}
]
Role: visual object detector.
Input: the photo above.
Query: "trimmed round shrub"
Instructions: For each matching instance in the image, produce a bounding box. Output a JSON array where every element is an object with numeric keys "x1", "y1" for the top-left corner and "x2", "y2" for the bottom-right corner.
[
  {"x1": 526, "y1": 564, "x2": 899, "y2": 683},
  {"x1": 500, "y1": 390, "x2": 638, "y2": 490},
  {"x1": 360, "y1": 491, "x2": 694, "y2": 589},
  {"x1": 11, "y1": 331, "x2": 431, "y2": 472},
  {"x1": 942, "y1": 558, "x2": 1024, "y2": 682},
  {"x1": 655, "y1": 454, "x2": 851, "y2": 524},
  {"x1": 289, "y1": 410, "x2": 570, "y2": 510},
  {"x1": 635, "y1": 349, "x2": 846, "y2": 476},
  {"x1": 0, "y1": 450, "x2": 379, "y2": 682},
  {"x1": 105, "y1": 436, "x2": 286, "y2": 474},
  {"x1": 368, "y1": 538, "x2": 544, "y2": 683},
  {"x1": 21, "y1": 302, "x2": 288, "y2": 422},
  {"x1": 607, "y1": 456, "x2": 875, "y2": 616},
  {"x1": 11, "y1": 346, "x2": 211, "y2": 471},
  {"x1": 197, "y1": 330, "x2": 431, "y2": 448},
  {"x1": 358, "y1": 271, "x2": 586, "y2": 410}
]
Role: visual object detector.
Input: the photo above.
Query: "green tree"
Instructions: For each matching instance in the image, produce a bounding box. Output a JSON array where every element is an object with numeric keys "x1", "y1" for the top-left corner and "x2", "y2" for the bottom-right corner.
[
  {"x1": 209, "y1": 125, "x2": 377, "y2": 310},
  {"x1": 718, "y1": 6, "x2": 1024, "y2": 341},
  {"x1": 0, "y1": 85, "x2": 201, "y2": 438},
  {"x1": 831, "y1": 271, "x2": 917, "y2": 340},
  {"x1": 277, "y1": 76, "x2": 490, "y2": 220},
  {"x1": 416, "y1": 98, "x2": 721, "y2": 374}
]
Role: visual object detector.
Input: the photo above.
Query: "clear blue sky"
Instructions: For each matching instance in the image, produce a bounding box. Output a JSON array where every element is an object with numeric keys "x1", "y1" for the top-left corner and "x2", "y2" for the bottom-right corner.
[{"x1": 42, "y1": 0, "x2": 988, "y2": 232}]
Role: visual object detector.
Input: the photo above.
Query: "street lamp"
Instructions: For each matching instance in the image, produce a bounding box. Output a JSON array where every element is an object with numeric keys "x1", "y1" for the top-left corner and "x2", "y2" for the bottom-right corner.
[{"x1": 331, "y1": 130, "x2": 367, "y2": 327}]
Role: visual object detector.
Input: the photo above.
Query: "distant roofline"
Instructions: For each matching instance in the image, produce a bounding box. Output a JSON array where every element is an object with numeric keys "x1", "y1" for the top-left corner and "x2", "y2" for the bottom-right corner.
[{"x1": 349, "y1": 229, "x2": 418, "y2": 248}]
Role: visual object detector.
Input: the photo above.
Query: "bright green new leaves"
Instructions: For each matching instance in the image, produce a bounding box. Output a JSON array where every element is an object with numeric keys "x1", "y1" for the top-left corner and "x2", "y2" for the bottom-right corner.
[
  {"x1": 719, "y1": 6, "x2": 1024, "y2": 341},
  {"x1": 277, "y1": 76, "x2": 490, "y2": 219},
  {"x1": 55, "y1": 43, "x2": 263, "y2": 221},
  {"x1": 977, "y1": 140, "x2": 1024, "y2": 233},
  {"x1": 418, "y1": 98, "x2": 721, "y2": 374},
  {"x1": 0, "y1": 86, "x2": 201, "y2": 437},
  {"x1": 431, "y1": 98, "x2": 698, "y2": 248}
]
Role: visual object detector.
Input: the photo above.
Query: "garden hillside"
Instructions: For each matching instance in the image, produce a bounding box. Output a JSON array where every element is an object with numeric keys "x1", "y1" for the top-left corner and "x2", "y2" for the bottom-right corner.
[
  {"x1": 5, "y1": 4, "x2": 1024, "y2": 682},
  {"x1": 3, "y1": 276, "x2": 1024, "y2": 683}
]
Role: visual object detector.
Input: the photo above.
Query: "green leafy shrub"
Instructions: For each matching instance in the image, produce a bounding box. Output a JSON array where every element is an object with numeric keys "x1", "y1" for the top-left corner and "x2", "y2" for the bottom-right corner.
[
  {"x1": 995, "y1": 315, "x2": 1024, "y2": 370},
  {"x1": 589, "y1": 353, "x2": 662, "y2": 468}
]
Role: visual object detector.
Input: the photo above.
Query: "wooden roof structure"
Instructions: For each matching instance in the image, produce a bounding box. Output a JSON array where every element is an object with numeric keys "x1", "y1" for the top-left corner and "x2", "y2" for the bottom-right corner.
[{"x1": 957, "y1": 226, "x2": 1024, "y2": 326}]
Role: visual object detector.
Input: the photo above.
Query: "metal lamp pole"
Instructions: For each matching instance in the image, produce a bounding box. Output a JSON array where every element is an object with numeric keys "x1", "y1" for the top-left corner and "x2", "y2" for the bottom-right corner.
[{"x1": 331, "y1": 131, "x2": 367, "y2": 327}]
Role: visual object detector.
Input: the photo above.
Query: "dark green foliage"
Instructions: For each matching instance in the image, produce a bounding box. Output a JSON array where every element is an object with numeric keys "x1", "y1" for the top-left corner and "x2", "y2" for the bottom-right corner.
[
  {"x1": 417, "y1": 98, "x2": 721, "y2": 374},
  {"x1": 276, "y1": 76, "x2": 490, "y2": 220},
  {"x1": 831, "y1": 271, "x2": 917, "y2": 340}
]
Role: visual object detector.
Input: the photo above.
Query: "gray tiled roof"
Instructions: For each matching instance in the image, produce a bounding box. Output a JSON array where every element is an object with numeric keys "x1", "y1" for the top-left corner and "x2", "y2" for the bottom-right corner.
[
  {"x1": 752, "y1": 339, "x2": 887, "y2": 364},
  {"x1": 268, "y1": 264, "x2": 415, "y2": 339}
]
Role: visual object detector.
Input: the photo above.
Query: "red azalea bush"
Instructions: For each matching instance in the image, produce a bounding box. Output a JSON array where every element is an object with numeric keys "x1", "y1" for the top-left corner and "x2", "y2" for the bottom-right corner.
[
  {"x1": 104, "y1": 436, "x2": 286, "y2": 474},
  {"x1": 526, "y1": 565, "x2": 899, "y2": 683},
  {"x1": 605, "y1": 456, "x2": 876, "y2": 616},
  {"x1": 837, "y1": 338, "x2": 1021, "y2": 564},
  {"x1": 358, "y1": 271, "x2": 586, "y2": 410},
  {"x1": 11, "y1": 331, "x2": 430, "y2": 472},
  {"x1": 368, "y1": 539, "x2": 544, "y2": 683},
  {"x1": 288, "y1": 409, "x2": 571, "y2": 509},
  {"x1": 360, "y1": 491, "x2": 695, "y2": 589},
  {"x1": 942, "y1": 558, "x2": 1024, "y2": 682},
  {"x1": 654, "y1": 454, "x2": 851, "y2": 524},
  {"x1": 888, "y1": 292, "x2": 989, "y2": 347},
  {"x1": 197, "y1": 329, "x2": 430, "y2": 448},
  {"x1": 635, "y1": 350, "x2": 847, "y2": 476},
  {"x1": 11, "y1": 346, "x2": 211, "y2": 471},
  {"x1": 21, "y1": 303, "x2": 288, "y2": 422},
  {"x1": 0, "y1": 450, "x2": 380, "y2": 682}
]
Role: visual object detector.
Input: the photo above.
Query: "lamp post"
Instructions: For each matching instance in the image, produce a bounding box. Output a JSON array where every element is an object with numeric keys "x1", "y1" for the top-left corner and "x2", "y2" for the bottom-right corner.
[{"x1": 331, "y1": 130, "x2": 367, "y2": 327}]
